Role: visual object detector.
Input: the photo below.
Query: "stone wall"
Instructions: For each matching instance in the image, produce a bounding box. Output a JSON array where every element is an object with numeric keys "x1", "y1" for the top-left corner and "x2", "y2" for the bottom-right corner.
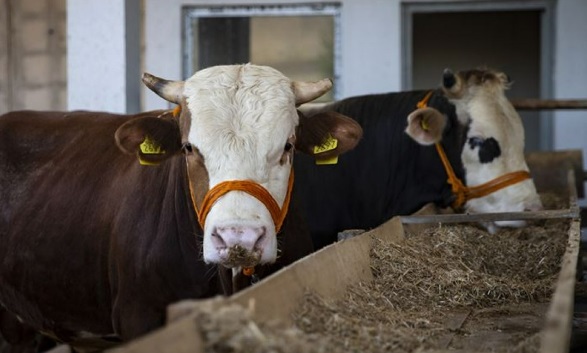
[{"x1": 0, "y1": 0, "x2": 66, "y2": 114}]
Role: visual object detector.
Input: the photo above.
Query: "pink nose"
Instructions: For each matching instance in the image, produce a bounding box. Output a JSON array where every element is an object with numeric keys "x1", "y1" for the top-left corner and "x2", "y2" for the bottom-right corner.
[{"x1": 211, "y1": 226, "x2": 267, "y2": 251}]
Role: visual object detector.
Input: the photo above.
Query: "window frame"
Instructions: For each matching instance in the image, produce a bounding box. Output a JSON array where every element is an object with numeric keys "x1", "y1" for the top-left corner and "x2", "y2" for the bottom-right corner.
[{"x1": 182, "y1": 3, "x2": 342, "y2": 99}]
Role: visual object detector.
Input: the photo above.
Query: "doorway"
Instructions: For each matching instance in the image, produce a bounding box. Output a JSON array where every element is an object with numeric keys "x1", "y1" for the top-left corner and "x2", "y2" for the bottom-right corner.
[{"x1": 403, "y1": 2, "x2": 554, "y2": 152}]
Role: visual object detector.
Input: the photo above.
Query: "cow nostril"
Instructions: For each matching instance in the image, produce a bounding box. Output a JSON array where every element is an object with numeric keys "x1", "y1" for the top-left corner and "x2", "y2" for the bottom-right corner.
[
  {"x1": 211, "y1": 228, "x2": 227, "y2": 249},
  {"x1": 254, "y1": 226, "x2": 267, "y2": 250}
]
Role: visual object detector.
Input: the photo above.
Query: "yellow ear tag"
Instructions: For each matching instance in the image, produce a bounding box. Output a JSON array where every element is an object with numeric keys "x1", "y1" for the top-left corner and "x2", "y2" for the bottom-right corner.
[
  {"x1": 140, "y1": 135, "x2": 165, "y2": 154},
  {"x1": 420, "y1": 117, "x2": 430, "y2": 131},
  {"x1": 316, "y1": 156, "x2": 338, "y2": 165},
  {"x1": 313, "y1": 134, "x2": 338, "y2": 154},
  {"x1": 313, "y1": 134, "x2": 339, "y2": 165},
  {"x1": 138, "y1": 135, "x2": 165, "y2": 166}
]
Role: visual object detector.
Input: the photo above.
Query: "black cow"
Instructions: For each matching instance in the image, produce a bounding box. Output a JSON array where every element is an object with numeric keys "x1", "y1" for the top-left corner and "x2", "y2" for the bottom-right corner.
[
  {"x1": 295, "y1": 68, "x2": 542, "y2": 250},
  {"x1": 0, "y1": 64, "x2": 362, "y2": 350}
]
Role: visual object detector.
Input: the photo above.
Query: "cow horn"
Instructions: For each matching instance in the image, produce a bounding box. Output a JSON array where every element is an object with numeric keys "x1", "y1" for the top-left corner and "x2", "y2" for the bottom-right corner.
[
  {"x1": 142, "y1": 73, "x2": 185, "y2": 104},
  {"x1": 443, "y1": 69, "x2": 456, "y2": 89},
  {"x1": 293, "y1": 79, "x2": 333, "y2": 105}
]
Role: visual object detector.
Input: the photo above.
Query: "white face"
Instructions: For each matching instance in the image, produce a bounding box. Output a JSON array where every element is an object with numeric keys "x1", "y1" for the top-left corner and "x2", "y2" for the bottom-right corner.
[
  {"x1": 447, "y1": 70, "x2": 543, "y2": 231},
  {"x1": 183, "y1": 64, "x2": 297, "y2": 266}
]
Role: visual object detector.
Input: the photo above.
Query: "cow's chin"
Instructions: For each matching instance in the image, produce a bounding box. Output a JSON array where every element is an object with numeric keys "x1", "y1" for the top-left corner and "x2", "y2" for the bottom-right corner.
[{"x1": 220, "y1": 245, "x2": 262, "y2": 268}]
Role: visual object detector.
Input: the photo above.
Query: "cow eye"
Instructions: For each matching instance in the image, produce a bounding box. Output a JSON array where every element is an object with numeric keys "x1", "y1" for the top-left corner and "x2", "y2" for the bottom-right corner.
[
  {"x1": 182, "y1": 143, "x2": 193, "y2": 154},
  {"x1": 284, "y1": 142, "x2": 293, "y2": 152}
]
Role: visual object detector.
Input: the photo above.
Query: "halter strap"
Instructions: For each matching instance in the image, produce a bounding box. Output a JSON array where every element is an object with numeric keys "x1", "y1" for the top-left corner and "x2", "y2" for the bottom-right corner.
[
  {"x1": 196, "y1": 171, "x2": 294, "y2": 233},
  {"x1": 434, "y1": 143, "x2": 531, "y2": 208},
  {"x1": 185, "y1": 158, "x2": 294, "y2": 233},
  {"x1": 416, "y1": 91, "x2": 531, "y2": 209},
  {"x1": 184, "y1": 159, "x2": 294, "y2": 278}
]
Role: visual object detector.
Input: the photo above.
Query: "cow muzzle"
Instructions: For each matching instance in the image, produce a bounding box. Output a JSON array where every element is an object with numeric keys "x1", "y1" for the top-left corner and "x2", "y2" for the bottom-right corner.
[
  {"x1": 186, "y1": 167, "x2": 294, "y2": 267},
  {"x1": 209, "y1": 225, "x2": 267, "y2": 268}
]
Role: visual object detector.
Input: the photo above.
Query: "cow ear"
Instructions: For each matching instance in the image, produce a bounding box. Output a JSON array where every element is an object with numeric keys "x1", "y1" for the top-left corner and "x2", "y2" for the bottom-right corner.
[
  {"x1": 115, "y1": 116, "x2": 182, "y2": 165},
  {"x1": 405, "y1": 107, "x2": 447, "y2": 145},
  {"x1": 296, "y1": 111, "x2": 363, "y2": 159}
]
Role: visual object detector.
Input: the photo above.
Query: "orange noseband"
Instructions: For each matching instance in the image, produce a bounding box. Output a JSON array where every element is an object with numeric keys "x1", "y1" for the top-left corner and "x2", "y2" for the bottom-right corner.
[
  {"x1": 197, "y1": 171, "x2": 294, "y2": 233},
  {"x1": 186, "y1": 164, "x2": 294, "y2": 233}
]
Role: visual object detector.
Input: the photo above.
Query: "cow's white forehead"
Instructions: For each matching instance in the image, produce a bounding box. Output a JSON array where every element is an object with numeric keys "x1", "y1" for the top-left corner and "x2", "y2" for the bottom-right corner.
[{"x1": 183, "y1": 64, "x2": 297, "y2": 180}]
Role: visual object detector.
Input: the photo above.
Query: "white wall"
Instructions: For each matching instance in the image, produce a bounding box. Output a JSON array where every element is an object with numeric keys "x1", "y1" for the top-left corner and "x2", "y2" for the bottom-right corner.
[
  {"x1": 339, "y1": 0, "x2": 402, "y2": 97},
  {"x1": 143, "y1": 0, "x2": 403, "y2": 110},
  {"x1": 553, "y1": 0, "x2": 587, "y2": 168},
  {"x1": 67, "y1": 0, "x2": 140, "y2": 113},
  {"x1": 67, "y1": 0, "x2": 125, "y2": 112}
]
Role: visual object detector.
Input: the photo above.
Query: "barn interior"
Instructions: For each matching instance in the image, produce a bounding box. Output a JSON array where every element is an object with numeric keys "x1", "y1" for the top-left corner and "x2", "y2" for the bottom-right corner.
[{"x1": 1, "y1": 1, "x2": 587, "y2": 352}]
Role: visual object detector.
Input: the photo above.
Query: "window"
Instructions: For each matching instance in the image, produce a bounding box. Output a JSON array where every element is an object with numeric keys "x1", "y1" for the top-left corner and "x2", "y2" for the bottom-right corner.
[{"x1": 183, "y1": 3, "x2": 341, "y2": 100}]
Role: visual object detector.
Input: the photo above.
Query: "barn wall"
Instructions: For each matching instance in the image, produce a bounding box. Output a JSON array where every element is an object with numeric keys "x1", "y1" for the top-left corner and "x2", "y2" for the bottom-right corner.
[
  {"x1": 553, "y1": 0, "x2": 587, "y2": 170},
  {"x1": 339, "y1": 0, "x2": 403, "y2": 97},
  {"x1": 67, "y1": 0, "x2": 141, "y2": 113},
  {"x1": 0, "y1": 0, "x2": 66, "y2": 114}
]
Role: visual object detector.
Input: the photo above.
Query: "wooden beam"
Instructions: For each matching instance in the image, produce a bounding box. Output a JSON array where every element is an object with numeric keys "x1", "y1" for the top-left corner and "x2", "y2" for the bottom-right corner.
[
  {"x1": 511, "y1": 98, "x2": 587, "y2": 110},
  {"x1": 400, "y1": 208, "x2": 579, "y2": 225}
]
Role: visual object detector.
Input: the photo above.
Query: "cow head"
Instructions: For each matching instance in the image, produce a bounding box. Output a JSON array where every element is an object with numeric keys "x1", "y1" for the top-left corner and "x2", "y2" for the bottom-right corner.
[
  {"x1": 406, "y1": 68, "x2": 543, "y2": 233},
  {"x1": 116, "y1": 64, "x2": 362, "y2": 267}
]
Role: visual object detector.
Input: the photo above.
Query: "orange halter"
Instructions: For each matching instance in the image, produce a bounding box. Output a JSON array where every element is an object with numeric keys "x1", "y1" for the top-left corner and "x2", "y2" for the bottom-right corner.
[
  {"x1": 191, "y1": 171, "x2": 295, "y2": 233},
  {"x1": 185, "y1": 163, "x2": 294, "y2": 278},
  {"x1": 416, "y1": 91, "x2": 531, "y2": 209}
]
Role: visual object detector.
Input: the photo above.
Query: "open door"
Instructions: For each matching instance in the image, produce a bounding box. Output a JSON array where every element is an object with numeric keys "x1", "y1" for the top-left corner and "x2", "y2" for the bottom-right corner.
[{"x1": 404, "y1": 3, "x2": 554, "y2": 152}]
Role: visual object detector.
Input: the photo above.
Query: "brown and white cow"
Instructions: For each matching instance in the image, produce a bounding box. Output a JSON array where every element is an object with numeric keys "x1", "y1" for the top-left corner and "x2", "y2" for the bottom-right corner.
[
  {"x1": 0, "y1": 64, "x2": 362, "y2": 349},
  {"x1": 295, "y1": 68, "x2": 542, "y2": 249}
]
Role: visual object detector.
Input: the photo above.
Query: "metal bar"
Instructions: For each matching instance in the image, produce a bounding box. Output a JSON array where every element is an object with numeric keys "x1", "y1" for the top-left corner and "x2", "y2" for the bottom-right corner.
[
  {"x1": 400, "y1": 208, "x2": 579, "y2": 225},
  {"x1": 511, "y1": 98, "x2": 587, "y2": 110}
]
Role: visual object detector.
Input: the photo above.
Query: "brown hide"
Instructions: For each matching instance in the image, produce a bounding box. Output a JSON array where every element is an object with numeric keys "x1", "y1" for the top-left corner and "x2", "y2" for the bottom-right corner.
[{"x1": 0, "y1": 110, "x2": 313, "y2": 349}]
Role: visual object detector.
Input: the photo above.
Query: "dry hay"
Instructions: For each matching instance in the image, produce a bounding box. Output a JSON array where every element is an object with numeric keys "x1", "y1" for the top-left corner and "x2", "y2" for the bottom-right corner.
[
  {"x1": 186, "y1": 301, "x2": 328, "y2": 353},
  {"x1": 293, "y1": 193, "x2": 570, "y2": 353}
]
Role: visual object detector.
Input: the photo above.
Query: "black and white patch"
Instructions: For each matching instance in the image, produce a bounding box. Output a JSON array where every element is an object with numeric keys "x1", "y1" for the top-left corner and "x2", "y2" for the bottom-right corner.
[{"x1": 468, "y1": 136, "x2": 501, "y2": 163}]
